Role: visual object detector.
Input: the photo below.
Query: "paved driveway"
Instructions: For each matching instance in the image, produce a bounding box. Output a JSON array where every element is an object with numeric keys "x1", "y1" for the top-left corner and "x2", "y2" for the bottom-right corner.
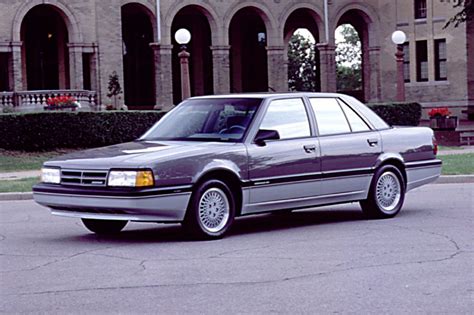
[{"x1": 1, "y1": 183, "x2": 472, "y2": 314}]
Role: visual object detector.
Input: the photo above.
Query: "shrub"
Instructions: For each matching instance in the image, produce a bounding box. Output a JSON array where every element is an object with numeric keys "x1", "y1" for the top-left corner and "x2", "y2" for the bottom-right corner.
[
  {"x1": 0, "y1": 111, "x2": 166, "y2": 151},
  {"x1": 368, "y1": 102, "x2": 422, "y2": 126}
]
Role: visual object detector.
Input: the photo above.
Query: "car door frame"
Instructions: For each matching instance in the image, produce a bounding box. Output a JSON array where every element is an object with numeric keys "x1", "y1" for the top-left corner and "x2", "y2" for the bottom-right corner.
[
  {"x1": 304, "y1": 95, "x2": 382, "y2": 203},
  {"x1": 241, "y1": 95, "x2": 322, "y2": 214}
]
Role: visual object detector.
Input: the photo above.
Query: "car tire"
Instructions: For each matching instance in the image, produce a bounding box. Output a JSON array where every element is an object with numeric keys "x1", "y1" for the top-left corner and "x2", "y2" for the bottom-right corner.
[
  {"x1": 360, "y1": 165, "x2": 405, "y2": 219},
  {"x1": 81, "y1": 219, "x2": 128, "y2": 234},
  {"x1": 183, "y1": 179, "x2": 235, "y2": 239}
]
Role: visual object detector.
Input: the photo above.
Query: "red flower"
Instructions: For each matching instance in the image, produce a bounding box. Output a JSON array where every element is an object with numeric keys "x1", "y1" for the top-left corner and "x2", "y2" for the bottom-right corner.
[
  {"x1": 45, "y1": 95, "x2": 78, "y2": 110},
  {"x1": 428, "y1": 107, "x2": 451, "y2": 118}
]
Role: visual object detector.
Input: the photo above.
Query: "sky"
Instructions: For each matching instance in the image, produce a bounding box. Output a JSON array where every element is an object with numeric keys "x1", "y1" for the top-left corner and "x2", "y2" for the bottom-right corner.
[{"x1": 295, "y1": 27, "x2": 346, "y2": 44}]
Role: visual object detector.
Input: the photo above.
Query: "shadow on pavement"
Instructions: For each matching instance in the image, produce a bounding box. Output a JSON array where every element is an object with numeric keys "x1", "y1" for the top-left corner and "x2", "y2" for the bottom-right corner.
[{"x1": 52, "y1": 207, "x2": 369, "y2": 244}]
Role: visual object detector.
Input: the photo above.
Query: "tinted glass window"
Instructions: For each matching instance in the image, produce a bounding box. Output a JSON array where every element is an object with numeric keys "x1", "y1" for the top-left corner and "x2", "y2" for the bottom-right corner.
[
  {"x1": 310, "y1": 98, "x2": 351, "y2": 135},
  {"x1": 339, "y1": 101, "x2": 370, "y2": 132},
  {"x1": 342, "y1": 95, "x2": 388, "y2": 130},
  {"x1": 141, "y1": 98, "x2": 261, "y2": 142},
  {"x1": 259, "y1": 98, "x2": 311, "y2": 139}
]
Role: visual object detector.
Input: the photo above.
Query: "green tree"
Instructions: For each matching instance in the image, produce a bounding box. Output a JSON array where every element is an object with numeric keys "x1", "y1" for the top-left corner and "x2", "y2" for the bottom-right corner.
[
  {"x1": 335, "y1": 24, "x2": 362, "y2": 92},
  {"x1": 107, "y1": 71, "x2": 122, "y2": 109},
  {"x1": 287, "y1": 33, "x2": 319, "y2": 92},
  {"x1": 445, "y1": 0, "x2": 473, "y2": 28}
]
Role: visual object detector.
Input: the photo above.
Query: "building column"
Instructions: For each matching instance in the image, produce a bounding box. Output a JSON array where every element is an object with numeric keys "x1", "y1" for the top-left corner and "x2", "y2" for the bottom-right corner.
[
  {"x1": 150, "y1": 43, "x2": 173, "y2": 110},
  {"x1": 316, "y1": 43, "x2": 336, "y2": 92},
  {"x1": 10, "y1": 42, "x2": 23, "y2": 91},
  {"x1": 368, "y1": 46, "x2": 382, "y2": 102},
  {"x1": 210, "y1": 46, "x2": 231, "y2": 94},
  {"x1": 266, "y1": 45, "x2": 287, "y2": 92},
  {"x1": 68, "y1": 43, "x2": 84, "y2": 90}
]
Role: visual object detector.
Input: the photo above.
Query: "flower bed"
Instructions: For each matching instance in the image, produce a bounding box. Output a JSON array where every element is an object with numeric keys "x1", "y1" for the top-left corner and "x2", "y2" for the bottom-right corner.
[
  {"x1": 44, "y1": 96, "x2": 81, "y2": 111},
  {"x1": 428, "y1": 107, "x2": 458, "y2": 130}
]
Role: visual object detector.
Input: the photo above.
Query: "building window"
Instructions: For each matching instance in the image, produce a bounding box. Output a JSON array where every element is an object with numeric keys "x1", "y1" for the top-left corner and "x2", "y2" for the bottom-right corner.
[
  {"x1": 416, "y1": 40, "x2": 428, "y2": 82},
  {"x1": 82, "y1": 53, "x2": 92, "y2": 90},
  {"x1": 0, "y1": 53, "x2": 10, "y2": 91},
  {"x1": 435, "y1": 39, "x2": 447, "y2": 81},
  {"x1": 403, "y1": 43, "x2": 410, "y2": 82},
  {"x1": 415, "y1": 0, "x2": 427, "y2": 19}
]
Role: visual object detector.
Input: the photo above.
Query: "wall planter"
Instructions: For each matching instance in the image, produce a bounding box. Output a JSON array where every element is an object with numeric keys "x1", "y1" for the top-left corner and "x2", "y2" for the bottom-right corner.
[
  {"x1": 44, "y1": 104, "x2": 78, "y2": 111},
  {"x1": 429, "y1": 116, "x2": 458, "y2": 130}
]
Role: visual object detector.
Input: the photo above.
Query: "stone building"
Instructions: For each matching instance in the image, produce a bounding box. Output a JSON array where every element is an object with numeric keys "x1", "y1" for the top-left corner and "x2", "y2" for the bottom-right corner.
[{"x1": 0, "y1": 0, "x2": 472, "y2": 118}]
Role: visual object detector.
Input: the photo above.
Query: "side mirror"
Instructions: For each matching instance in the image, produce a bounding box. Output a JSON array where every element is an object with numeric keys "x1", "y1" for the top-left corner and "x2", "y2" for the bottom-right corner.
[{"x1": 254, "y1": 129, "x2": 280, "y2": 146}]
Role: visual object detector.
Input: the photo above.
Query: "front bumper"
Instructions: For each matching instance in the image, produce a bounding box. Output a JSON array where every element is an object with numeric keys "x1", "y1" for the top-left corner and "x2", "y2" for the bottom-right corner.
[{"x1": 33, "y1": 183, "x2": 192, "y2": 222}]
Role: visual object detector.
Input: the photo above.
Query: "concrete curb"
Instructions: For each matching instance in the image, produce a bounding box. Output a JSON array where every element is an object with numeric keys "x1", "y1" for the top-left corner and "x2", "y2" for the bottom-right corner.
[
  {"x1": 0, "y1": 192, "x2": 33, "y2": 201},
  {"x1": 0, "y1": 175, "x2": 473, "y2": 202},
  {"x1": 434, "y1": 175, "x2": 474, "y2": 184}
]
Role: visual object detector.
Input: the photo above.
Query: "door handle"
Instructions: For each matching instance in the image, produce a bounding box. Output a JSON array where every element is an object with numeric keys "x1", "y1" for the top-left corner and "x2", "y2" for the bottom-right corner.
[
  {"x1": 367, "y1": 138, "x2": 378, "y2": 147},
  {"x1": 303, "y1": 144, "x2": 317, "y2": 153}
]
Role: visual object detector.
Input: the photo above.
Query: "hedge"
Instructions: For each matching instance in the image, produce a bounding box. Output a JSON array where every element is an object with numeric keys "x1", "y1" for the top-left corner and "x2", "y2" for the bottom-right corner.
[
  {"x1": 0, "y1": 111, "x2": 166, "y2": 151},
  {"x1": 368, "y1": 102, "x2": 422, "y2": 126},
  {"x1": 0, "y1": 102, "x2": 421, "y2": 151}
]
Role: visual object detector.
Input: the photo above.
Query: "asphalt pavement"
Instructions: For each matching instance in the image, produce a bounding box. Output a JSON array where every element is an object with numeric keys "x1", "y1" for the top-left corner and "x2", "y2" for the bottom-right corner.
[{"x1": 0, "y1": 183, "x2": 472, "y2": 314}]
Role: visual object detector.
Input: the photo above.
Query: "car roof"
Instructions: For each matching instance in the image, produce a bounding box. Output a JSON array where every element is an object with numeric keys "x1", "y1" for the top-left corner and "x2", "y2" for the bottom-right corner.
[
  {"x1": 189, "y1": 92, "x2": 348, "y2": 100},
  {"x1": 187, "y1": 92, "x2": 390, "y2": 131}
]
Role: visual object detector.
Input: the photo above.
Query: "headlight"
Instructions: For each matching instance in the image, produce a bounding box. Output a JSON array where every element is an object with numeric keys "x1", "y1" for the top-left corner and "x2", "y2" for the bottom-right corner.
[
  {"x1": 108, "y1": 170, "x2": 154, "y2": 187},
  {"x1": 41, "y1": 168, "x2": 61, "y2": 184}
]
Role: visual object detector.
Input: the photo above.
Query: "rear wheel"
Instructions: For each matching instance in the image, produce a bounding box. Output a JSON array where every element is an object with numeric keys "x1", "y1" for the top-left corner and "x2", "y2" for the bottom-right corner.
[
  {"x1": 81, "y1": 219, "x2": 128, "y2": 234},
  {"x1": 360, "y1": 165, "x2": 405, "y2": 219},
  {"x1": 183, "y1": 179, "x2": 235, "y2": 239}
]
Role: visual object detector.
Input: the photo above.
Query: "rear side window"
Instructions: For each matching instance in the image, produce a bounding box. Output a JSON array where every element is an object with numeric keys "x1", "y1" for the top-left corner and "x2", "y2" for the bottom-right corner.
[
  {"x1": 260, "y1": 98, "x2": 311, "y2": 139},
  {"x1": 309, "y1": 98, "x2": 351, "y2": 135},
  {"x1": 339, "y1": 101, "x2": 371, "y2": 132}
]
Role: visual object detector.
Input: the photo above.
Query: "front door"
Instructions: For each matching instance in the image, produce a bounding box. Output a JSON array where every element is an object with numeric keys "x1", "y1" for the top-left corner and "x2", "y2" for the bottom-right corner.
[{"x1": 245, "y1": 98, "x2": 321, "y2": 213}]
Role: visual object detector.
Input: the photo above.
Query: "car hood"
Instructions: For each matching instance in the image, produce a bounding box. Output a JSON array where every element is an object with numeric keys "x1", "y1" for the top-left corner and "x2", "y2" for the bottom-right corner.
[{"x1": 44, "y1": 141, "x2": 241, "y2": 169}]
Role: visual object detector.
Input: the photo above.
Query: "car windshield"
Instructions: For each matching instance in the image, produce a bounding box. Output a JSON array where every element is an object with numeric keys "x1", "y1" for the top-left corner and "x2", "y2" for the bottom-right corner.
[{"x1": 140, "y1": 98, "x2": 262, "y2": 142}]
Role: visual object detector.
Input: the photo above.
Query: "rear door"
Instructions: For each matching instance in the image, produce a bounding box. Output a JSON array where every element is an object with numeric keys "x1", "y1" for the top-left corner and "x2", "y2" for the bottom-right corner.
[
  {"x1": 309, "y1": 97, "x2": 381, "y2": 197},
  {"x1": 245, "y1": 97, "x2": 321, "y2": 212}
]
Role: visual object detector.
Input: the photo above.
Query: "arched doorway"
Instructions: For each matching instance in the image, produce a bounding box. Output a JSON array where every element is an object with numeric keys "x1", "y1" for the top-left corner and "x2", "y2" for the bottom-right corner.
[
  {"x1": 336, "y1": 10, "x2": 371, "y2": 102},
  {"x1": 335, "y1": 24, "x2": 362, "y2": 97},
  {"x1": 284, "y1": 8, "x2": 321, "y2": 92},
  {"x1": 21, "y1": 4, "x2": 69, "y2": 90},
  {"x1": 121, "y1": 3, "x2": 155, "y2": 108},
  {"x1": 229, "y1": 7, "x2": 268, "y2": 92},
  {"x1": 171, "y1": 5, "x2": 213, "y2": 104}
]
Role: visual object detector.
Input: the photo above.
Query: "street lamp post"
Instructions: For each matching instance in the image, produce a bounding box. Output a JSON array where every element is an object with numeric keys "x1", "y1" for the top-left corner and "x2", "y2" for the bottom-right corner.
[
  {"x1": 175, "y1": 28, "x2": 192, "y2": 101},
  {"x1": 391, "y1": 30, "x2": 407, "y2": 102}
]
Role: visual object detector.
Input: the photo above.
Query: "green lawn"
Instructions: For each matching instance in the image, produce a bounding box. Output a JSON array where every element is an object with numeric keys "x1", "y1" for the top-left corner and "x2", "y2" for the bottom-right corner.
[
  {"x1": 0, "y1": 151, "x2": 472, "y2": 193},
  {"x1": 0, "y1": 177, "x2": 39, "y2": 193},
  {"x1": 0, "y1": 153, "x2": 53, "y2": 172},
  {"x1": 439, "y1": 153, "x2": 474, "y2": 175},
  {"x1": 0, "y1": 150, "x2": 77, "y2": 172},
  {"x1": 439, "y1": 146, "x2": 464, "y2": 151}
]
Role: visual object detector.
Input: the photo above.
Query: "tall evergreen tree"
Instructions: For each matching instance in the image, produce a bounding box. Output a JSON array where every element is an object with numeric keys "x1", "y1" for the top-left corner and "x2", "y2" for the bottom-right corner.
[
  {"x1": 287, "y1": 33, "x2": 319, "y2": 92},
  {"x1": 107, "y1": 71, "x2": 122, "y2": 109},
  {"x1": 335, "y1": 24, "x2": 362, "y2": 92}
]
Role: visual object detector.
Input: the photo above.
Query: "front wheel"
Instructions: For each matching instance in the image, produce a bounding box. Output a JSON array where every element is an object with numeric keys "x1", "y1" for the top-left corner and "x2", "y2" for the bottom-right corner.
[
  {"x1": 81, "y1": 219, "x2": 128, "y2": 234},
  {"x1": 183, "y1": 179, "x2": 235, "y2": 239},
  {"x1": 360, "y1": 165, "x2": 405, "y2": 219}
]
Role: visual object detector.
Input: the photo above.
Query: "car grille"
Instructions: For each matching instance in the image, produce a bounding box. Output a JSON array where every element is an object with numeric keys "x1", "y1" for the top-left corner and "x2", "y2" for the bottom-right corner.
[{"x1": 61, "y1": 169, "x2": 108, "y2": 187}]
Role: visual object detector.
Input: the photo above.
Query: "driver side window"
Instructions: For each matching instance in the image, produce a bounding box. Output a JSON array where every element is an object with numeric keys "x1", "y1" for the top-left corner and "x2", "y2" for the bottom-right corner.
[{"x1": 259, "y1": 98, "x2": 311, "y2": 140}]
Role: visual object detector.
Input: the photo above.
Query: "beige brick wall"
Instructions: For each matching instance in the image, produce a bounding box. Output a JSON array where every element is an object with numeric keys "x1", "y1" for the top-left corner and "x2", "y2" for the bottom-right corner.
[{"x1": 0, "y1": 0, "x2": 471, "y2": 116}]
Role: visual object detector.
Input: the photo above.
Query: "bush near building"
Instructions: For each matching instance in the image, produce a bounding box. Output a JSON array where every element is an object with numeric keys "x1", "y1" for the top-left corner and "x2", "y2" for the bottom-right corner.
[
  {"x1": 0, "y1": 102, "x2": 420, "y2": 151},
  {"x1": 0, "y1": 111, "x2": 165, "y2": 151},
  {"x1": 368, "y1": 102, "x2": 422, "y2": 126}
]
